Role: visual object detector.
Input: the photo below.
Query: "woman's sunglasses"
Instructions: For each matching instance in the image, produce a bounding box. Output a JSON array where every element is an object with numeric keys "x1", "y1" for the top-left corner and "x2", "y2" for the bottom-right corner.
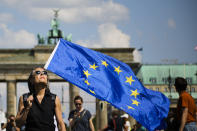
[{"x1": 35, "y1": 71, "x2": 48, "y2": 75}]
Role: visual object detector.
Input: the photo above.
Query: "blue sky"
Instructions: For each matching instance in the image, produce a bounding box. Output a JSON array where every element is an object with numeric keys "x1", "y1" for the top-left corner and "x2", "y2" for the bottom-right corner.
[{"x1": 0, "y1": 0, "x2": 197, "y2": 64}]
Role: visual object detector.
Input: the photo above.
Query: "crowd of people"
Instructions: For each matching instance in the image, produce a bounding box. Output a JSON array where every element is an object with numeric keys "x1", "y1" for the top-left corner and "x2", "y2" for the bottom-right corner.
[
  {"x1": 1, "y1": 67, "x2": 197, "y2": 131},
  {"x1": 1, "y1": 114, "x2": 19, "y2": 131}
]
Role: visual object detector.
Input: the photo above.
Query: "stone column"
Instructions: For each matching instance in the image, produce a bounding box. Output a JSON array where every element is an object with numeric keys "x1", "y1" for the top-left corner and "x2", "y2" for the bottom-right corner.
[
  {"x1": 7, "y1": 80, "x2": 17, "y2": 116},
  {"x1": 69, "y1": 83, "x2": 79, "y2": 111},
  {"x1": 96, "y1": 99, "x2": 107, "y2": 130}
]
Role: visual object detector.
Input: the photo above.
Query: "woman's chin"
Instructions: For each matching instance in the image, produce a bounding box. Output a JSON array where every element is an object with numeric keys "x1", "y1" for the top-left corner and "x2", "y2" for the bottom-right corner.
[{"x1": 36, "y1": 82, "x2": 47, "y2": 87}]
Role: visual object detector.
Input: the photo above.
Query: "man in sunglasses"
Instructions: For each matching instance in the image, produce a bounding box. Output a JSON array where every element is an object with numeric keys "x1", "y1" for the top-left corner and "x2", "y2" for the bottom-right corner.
[
  {"x1": 68, "y1": 95, "x2": 95, "y2": 131},
  {"x1": 15, "y1": 67, "x2": 66, "y2": 131}
]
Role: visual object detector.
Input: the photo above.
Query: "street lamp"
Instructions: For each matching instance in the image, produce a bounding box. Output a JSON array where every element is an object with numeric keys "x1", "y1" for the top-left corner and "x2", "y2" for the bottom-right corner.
[
  {"x1": 189, "y1": 82, "x2": 192, "y2": 95},
  {"x1": 167, "y1": 69, "x2": 172, "y2": 99},
  {"x1": 62, "y1": 85, "x2": 64, "y2": 105}
]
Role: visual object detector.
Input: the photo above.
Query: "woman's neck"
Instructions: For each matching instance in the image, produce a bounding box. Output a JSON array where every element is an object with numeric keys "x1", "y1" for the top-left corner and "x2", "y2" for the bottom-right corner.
[{"x1": 35, "y1": 86, "x2": 46, "y2": 96}]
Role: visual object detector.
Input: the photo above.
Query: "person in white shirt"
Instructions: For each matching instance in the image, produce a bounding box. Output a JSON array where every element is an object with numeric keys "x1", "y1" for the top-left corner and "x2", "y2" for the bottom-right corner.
[{"x1": 121, "y1": 114, "x2": 131, "y2": 131}]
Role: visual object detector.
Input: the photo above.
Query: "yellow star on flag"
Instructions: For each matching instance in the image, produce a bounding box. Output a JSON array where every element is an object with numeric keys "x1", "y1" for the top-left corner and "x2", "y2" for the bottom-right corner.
[
  {"x1": 125, "y1": 76, "x2": 135, "y2": 85},
  {"x1": 83, "y1": 70, "x2": 91, "y2": 78},
  {"x1": 89, "y1": 63, "x2": 98, "y2": 70},
  {"x1": 127, "y1": 105, "x2": 134, "y2": 110},
  {"x1": 89, "y1": 89, "x2": 95, "y2": 94},
  {"x1": 101, "y1": 60, "x2": 108, "y2": 67},
  {"x1": 132, "y1": 100, "x2": 139, "y2": 106},
  {"x1": 84, "y1": 80, "x2": 90, "y2": 85},
  {"x1": 130, "y1": 89, "x2": 139, "y2": 98},
  {"x1": 114, "y1": 66, "x2": 122, "y2": 75}
]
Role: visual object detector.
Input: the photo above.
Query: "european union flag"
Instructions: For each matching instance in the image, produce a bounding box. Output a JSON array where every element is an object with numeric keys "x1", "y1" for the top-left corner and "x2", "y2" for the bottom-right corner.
[{"x1": 44, "y1": 39, "x2": 170, "y2": 131}]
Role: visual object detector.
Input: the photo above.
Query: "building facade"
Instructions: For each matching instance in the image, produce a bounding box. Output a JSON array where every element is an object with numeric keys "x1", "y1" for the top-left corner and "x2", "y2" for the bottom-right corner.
[{"x1": 136, "y1": 64, "x2": 197, "y2": 108}]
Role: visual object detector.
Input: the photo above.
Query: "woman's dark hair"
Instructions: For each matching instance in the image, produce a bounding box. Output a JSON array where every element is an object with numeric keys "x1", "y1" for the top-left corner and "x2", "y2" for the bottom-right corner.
[
  {"x1": 27, "y1": 67, "x2": 49, "y2": 94},
  {"x1": 112, "y1": 110, "x2": 119, "y2": 117},
  {"x1": 174, "y1": 77, "x2": 187, "y2": 91},
  {"x1": 74, "y1": 95, "x2": 83, "y2": 103}
]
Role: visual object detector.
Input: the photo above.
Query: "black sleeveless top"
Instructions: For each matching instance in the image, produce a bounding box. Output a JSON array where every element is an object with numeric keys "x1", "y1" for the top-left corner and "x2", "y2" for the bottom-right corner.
[{"x1": 25, "y1": 90, "x2": 56, "y2": 131}]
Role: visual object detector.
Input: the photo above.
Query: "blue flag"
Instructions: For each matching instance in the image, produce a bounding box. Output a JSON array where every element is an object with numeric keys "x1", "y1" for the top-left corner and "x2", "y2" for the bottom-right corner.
[{"x1": 44, "y1": 39, "x2": 170, "y2": 131}]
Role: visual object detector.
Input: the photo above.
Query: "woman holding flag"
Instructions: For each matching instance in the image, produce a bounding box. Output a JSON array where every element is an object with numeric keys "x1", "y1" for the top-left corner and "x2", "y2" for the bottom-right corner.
[{"x1": 15, "y1": 67, "x2": 66, "y2": 131}]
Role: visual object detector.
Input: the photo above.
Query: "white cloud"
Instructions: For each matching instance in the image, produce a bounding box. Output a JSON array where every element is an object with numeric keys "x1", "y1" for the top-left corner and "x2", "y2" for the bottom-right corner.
[
  {"x1": 0, "y1": 24, "x2": 37, "y2": 48},
  {"x1": 0, "y1": 13, "x2": 14, "y2": 23},
  {"x1": 27, "y1": 8, "x2": 53, "y2": 21},
  {"x1": 2, "y1": 0, "x2": 90, "y2": 8},
  {"x1": 98, "y1": 23, "x2": 130, "y2": 47},
  {"x1": 168, "y1": 18, "x2": 176, "y2": 29},
  {"x1": 65, "y1": 0, "x2": 129, "y2": 23},
  {"x1": 2, "y1": 0, "x2": 129, "y2": 23},
  {"x1": 0, "y1": 0, "x2": 129, "y2": 48},
  {"x1": 133, "y1": 49, "x2": 142, "y2": 63},
  {"x1": 77, "y1": 23, "x2": 130, "y2": 48},
  {"x1": 1, "y1": 0, "x2": 20, "y2": 6},
  {"x1": 61, "y1": 1, "x2": 128, "y2": 23}
]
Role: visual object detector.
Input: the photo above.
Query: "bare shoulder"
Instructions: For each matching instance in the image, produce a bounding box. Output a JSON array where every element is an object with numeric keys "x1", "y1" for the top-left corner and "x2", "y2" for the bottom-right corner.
[
  {"x1": 16, "y1": 95, "x2": 25, "y2": 115},
  {"x1": 55, "y1": 95, "x2": 60, "y2": 102},
  {"x1": 19, "y1": 95, "x2": 23, "y2": 101},
  {"x1": 55, "y1": 96, "x2": 61, "y2": 105},
  {"x1": 19, "y1": 95, "x2": 24, "y2": 105}
]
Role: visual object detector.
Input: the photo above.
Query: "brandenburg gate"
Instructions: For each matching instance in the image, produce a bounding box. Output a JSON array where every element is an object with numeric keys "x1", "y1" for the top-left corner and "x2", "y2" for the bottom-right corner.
[
  {"x1": 0, "y1": 10, "x2": 140, "y2": 129},
  {"x1": 0, "y1": 44, "x2": 139, "y2": 127}
]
